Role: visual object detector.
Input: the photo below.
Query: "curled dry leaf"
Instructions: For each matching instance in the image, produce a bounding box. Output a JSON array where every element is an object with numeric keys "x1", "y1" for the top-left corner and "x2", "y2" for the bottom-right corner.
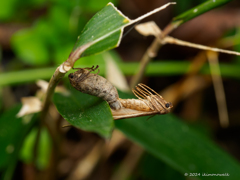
[
  {"x1": 16, "y1": 97, "x2": 42, "y2": 118},
  {"x1": 36, "y1": 79, "x2": 70, "y2": 96},
  {"x1": 135, "y1": 21, "x2": 161, "y2": 37},
  {"x1": 17, "y1": 80, "x2": 70, "y2": 117}
]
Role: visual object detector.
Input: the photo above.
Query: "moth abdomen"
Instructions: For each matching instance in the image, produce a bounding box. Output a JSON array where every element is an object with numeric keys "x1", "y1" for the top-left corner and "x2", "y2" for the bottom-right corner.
[
  {"x1": 68, "y1": 66, "x2": 122, "y2": 110},
  {"x1": 119, "y1": 98, "x2": 153, "y2": 111}
]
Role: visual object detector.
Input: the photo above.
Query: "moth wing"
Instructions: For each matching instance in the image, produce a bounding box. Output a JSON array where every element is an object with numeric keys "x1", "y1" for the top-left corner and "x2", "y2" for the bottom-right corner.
[{"x1": 111, "y1": 107, "x2": 159, "y2": 120}]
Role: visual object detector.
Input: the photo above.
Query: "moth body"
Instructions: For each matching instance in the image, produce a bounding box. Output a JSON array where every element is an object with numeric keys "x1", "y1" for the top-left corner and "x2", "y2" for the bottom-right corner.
[
  {"x1": 68, "y1": 67, "x2": 122, "y2": 110},
  {"x1": 119, "y1": 98, "x2": 153, "y2": 111}
]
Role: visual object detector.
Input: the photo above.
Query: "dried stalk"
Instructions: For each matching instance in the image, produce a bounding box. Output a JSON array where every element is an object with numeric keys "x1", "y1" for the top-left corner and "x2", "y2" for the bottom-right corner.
[
  {"x1": 163, "y1": 37, "x2": 240, "y2": 56},
  {"x1": 207, "y1": 51, "x2": 229, "y2": 127}
]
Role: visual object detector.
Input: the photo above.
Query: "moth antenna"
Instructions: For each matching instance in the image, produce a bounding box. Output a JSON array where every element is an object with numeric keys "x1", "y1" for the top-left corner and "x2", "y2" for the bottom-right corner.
[
  {"x1": 139, "y1": 83, "x2": 163, "y2": 98},
  {"x1": 132, "y1": 89, "x2": 143, "y2": 99}
]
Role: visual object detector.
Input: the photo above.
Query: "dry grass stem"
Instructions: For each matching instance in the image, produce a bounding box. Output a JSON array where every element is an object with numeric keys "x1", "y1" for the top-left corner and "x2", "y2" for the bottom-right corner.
[
  {"x1": 164, "y1": 37, "x2": 240, "y2": 56},
  {"x1": 207, "y1": 51, "x2": 229, "y2": 128}
]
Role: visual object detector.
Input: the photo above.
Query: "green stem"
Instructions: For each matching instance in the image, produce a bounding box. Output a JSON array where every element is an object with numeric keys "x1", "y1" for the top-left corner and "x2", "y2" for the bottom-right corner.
[{"x1": 1, "y1": 62, "x2": 240, "y2": 87}]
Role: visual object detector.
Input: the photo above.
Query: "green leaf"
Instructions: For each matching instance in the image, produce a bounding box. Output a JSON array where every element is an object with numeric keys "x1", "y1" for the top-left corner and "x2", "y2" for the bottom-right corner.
[
  {"x1": 137, "y1": 153, "x2": 185, "y2": 180},
  {"x1": 0, "y1": 105, "x2": 37, "y2": 179},
  {"x1": 0, "y1": 0, "x2": 17, "y2": 20},
  {"x1": 72, "y1": 3, "x2": 130, "y2": 57},
  {"x1": 53, "y1": 84, "x2": 114, "y2": 139},
  {"x1": 11, "y1": 28, "x2": 50, "y2": 66},
  {"x1": 20, "y1": 127, "x2": 52, "y2": 170},
  {"x1": 115, "y1": 91, "x2": 240, "y2": 180},
  {"x1": 173, "y1": 0, "x2": 232, "y2": 25}
]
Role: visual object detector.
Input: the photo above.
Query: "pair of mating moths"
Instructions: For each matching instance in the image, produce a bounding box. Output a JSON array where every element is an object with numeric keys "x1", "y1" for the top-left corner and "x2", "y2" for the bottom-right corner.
[{"x1": 68, "y1": 66, "x2": 173, "y2": 120}]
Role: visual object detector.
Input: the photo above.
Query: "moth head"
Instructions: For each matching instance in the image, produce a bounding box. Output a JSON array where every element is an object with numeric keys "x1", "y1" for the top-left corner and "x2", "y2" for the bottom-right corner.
[
  {"x1": 68, "y1": 69, "x2": 84, "y2": 84},
  {"x1": 150, "y1": 95, "x2": 173, "y2": 114},
  {"x1": 164, "y1": 102, "x2": 173, "y2": 110},
  {"x1": 69, "y1": 73, "x2": 74, "y2": 79}
]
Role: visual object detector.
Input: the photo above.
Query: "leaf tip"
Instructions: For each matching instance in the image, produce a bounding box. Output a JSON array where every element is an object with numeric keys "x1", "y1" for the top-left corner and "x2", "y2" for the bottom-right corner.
[{"x1": 107, "y1": 2, "x2": 114, "y2": 6}]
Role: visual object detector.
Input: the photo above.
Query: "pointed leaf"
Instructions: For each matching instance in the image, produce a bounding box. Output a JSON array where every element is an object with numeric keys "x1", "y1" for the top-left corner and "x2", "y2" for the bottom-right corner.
[{"x1": 72, "y1": 3, "x2": 130, "y2": 57}]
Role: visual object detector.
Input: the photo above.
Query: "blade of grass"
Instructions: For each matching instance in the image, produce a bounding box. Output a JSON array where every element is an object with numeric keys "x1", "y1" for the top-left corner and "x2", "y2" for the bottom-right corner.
[{"x1": 1, "y1": 62, "x2": 240, "y2": 86}]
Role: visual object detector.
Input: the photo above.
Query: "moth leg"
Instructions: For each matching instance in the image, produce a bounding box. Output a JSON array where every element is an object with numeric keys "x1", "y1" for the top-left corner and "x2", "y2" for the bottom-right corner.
[
  {"x1": 77, "y1": 65, "x2": 100, "y2": 82},
  {"x1": 139, "y1": 83, "x2": 163, "y2": 98},
  {"x1": 135, "y1": 85, "x2": 150, "y2": 98},
  {"x1": 132, "y1": 89, "x2": 143, "y2": 99},
  {"x1": 84, "y1": 65, "x2": 95, "y2": 70},
  {"x1": 72, "y1": 65, "x2": 95, "y2": 70},
  {"x1": 90, "y1": 65, "x2": 100, "y2": 75},
  {"x1": 146, "y1": 114, "x2": 156, "y2": 121},
  {"x1": 83, "y1": 65, "x2": 100, "y2": 74},
  {"x1": 77, "y1": 69, "x2": 92, "y2": 82}
]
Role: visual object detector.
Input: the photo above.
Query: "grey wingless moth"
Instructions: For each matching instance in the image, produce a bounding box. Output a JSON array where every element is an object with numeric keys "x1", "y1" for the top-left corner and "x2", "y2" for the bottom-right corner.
[{"x1": 68, "y1": 66, "x2": 173, "y2": 120}]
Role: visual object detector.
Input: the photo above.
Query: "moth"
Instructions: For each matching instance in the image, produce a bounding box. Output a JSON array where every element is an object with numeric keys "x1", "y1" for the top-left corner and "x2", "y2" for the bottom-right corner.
[
  {"x1": 114, "y1": 83, "x2": 173, "y2": 119},
  {"x1": 68, "y1": 66, "x2": 173, "y2": 120}
]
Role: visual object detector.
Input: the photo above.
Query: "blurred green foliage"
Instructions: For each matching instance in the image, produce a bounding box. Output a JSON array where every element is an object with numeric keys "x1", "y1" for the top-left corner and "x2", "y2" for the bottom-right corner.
[
  {"x1": 20, "y1": 127, "x2": 52, "y2": 169},
  {"x1": 4, "y1": 0, "x2": 117, "y2": 66}
]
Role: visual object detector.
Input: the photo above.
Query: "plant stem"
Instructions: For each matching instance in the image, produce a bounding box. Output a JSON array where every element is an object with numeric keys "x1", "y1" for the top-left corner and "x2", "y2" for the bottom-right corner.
[
  {"x1": 41, "y1": 66, "x2": 65, "y2": 122},
  {"x1": 130, "y1": 39, "x2": 161, "y2": 88},
  {"x1": 130, "y1": 22, "x2": 175, "y2": 88}
]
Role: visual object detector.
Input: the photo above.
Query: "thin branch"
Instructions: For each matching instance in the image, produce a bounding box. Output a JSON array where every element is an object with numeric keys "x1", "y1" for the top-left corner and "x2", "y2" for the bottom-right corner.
[{"x1": 40, "y1": 67, "x2": 65, "y2": 122}]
